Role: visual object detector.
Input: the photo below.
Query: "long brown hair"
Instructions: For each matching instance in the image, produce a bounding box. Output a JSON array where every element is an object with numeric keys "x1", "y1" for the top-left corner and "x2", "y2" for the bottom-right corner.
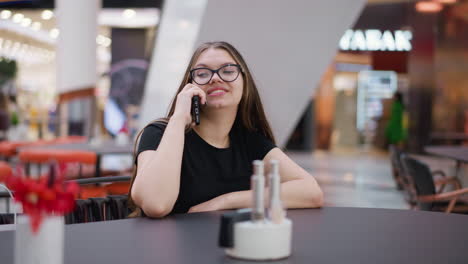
[{"x1": 128, "y1": 41, "x2": 275, "y2": 217}]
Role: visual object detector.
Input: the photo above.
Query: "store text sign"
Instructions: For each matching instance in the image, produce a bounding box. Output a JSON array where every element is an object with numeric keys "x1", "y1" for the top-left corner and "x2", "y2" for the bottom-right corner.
[{"x1": 339, "y1": 29, "x2": 412, "y2": 52}]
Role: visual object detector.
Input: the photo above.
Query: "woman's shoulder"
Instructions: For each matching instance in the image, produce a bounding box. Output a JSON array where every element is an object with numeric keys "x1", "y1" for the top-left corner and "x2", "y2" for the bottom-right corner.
[
  {"x1": 234, "y1": 124, "x2": 274, "y2": 145},
  {"x1": 234, "y1": 125, "x2": 276, "y2": 160},
  {"x1": 145, "y1": 119, "x2": 168, "y2": 130}
]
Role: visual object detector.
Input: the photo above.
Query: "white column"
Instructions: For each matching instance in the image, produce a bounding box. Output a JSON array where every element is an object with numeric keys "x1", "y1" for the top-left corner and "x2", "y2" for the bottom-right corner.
[
  {"x1": 56, "y1": 0, "x2": 99, "y2": 93},
  {"x1": 56, "y1": 0, "x2": 100, "y2": 136}
]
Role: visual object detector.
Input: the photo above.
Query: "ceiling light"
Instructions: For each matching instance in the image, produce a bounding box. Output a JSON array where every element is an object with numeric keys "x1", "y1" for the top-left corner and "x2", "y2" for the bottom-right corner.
[
  {"x1": 31, "y1": 22, "x2": 41, "y2": 31},
  {"x1": 0, "y1": 10, "x2": 12, "y2": 19},
  {"x1": 103, "y1": 38, "x2": 112, "y2": 47},
  {"x1": 96, "y1": 35, "x2": 106, "y2": 45},
  {"x1": 122, "y1": 9, "x2": 136, "y2": 19},
  {"x1": 41, "y1": 10, "x2": 54, "y2": 20},
  {"x1": 21, "y1": 17, "x2": 31, "y2": 27},
  {"x1": 50, "y1": 28, "x2": 59, "y2": 39},
  {"x1": 12, "y1": 13, "x2": 24, "y2": 23},
  {"x1": 415, "y1": 2, "x2": 443, "y2": 13}
]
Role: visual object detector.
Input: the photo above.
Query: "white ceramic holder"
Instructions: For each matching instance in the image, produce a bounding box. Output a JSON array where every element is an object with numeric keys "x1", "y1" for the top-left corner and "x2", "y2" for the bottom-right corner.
[
  {"x1": 225, "y1": 218, "x2": 292, "y2": 261},
  {"x1": 15, "y1": 215, "x2": 64, "y2": 264}
]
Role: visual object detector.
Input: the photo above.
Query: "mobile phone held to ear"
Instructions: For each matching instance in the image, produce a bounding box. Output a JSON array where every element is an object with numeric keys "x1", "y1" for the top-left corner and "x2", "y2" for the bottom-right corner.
[{"x1": 192, "y1": 95, "x2": 200, "y2": 125}]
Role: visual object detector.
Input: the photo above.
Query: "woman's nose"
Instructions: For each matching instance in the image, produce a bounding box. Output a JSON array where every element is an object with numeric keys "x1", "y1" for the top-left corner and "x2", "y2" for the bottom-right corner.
[{"x1": 209, "y1": 72, "x2": 223, "y2": 83}]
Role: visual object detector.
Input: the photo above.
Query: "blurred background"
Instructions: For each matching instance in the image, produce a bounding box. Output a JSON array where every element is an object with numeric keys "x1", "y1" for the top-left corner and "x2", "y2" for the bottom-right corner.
[{"x1": 0, "y1": 0, "x2": 467, "y2": 212}]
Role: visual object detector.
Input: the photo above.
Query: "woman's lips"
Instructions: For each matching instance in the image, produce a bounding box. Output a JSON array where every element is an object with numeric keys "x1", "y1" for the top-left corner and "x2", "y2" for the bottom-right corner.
[{"x1": 207, "y1": 88, "x2": 228, "y2": 96}]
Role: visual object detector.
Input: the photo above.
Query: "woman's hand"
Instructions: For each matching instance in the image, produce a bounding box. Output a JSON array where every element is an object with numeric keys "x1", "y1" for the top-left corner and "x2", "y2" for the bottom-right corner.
[
  {"x1": 188, "y1": 195, "x2": 227, "y2": 213},
  {"x1": 172, "y1": 83, "x2": 207, "y2": 126}
]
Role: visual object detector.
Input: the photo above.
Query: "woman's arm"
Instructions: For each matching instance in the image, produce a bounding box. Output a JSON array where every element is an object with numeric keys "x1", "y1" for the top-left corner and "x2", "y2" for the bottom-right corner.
[
  {"x1": 189, "y1": 148, "x2": 323, "y2": 213},
  {"x1": 131, "y1": 116, "x2": 186, "y2": 217},
  {"x1": 263, "y1": 148, "x2": 323, "y2": 208},
  {"x1": 132, "y1": 84, "x2": 207, "y2": 218}
]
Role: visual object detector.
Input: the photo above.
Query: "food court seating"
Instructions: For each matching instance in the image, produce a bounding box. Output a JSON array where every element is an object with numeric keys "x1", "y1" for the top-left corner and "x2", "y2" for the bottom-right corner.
[
  {"x1": 0, "y1": 175, "x2": 131, "y2": 225},
  {"x1": 401, "y1": 154, "x2": 468, "y2": 213},
  {"x1": 18, "y1": 149, "x2": 97, "y2": 179},
  {"x1": 0, "y1": 136, "x2": 87, "y2": 160},
  {"x1": 389, "y1": 146, "x2": 460, "y2": 207},
  {"x1": 65, "y1": 175, "x2": 131, "y2": 224},
  {"x1": 389, "y1": 145, "x2": 416, "y2": 205},
  {"x1": 18, "y1": 148, "x2": 131, "y2": 200}
]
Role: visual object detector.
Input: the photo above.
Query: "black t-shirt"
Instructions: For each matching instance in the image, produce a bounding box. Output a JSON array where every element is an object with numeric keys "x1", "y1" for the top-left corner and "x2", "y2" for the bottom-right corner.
[{"x1": 136, "y1": 120, "x2": 276, "y2": 214}]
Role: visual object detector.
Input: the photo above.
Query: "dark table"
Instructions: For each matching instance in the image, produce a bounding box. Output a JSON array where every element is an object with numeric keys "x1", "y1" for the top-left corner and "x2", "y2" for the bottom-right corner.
[
  {"x1": 425, "y1": 146, "x2": 468, "y2": 178},
  {"x1": 19, "y1": 141, "x2": 134, "y2": 177},
  {"x1": 1, "y1": 207, "x2": 468, "y2": 264},
  {"x1": 430, "y1": 132, "x2": 468, "y2": 145}
]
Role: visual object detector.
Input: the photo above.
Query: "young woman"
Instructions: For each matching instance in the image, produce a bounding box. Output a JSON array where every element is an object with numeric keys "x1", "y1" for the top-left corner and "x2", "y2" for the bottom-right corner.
[{"x1": 130, "y1": 41, "x2": 323, "y2": 218}]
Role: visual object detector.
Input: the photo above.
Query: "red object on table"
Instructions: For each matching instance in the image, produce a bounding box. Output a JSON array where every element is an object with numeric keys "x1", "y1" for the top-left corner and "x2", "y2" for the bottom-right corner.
[{"x1": 5, "y1": 168, "x2": 79, "y2": 233}]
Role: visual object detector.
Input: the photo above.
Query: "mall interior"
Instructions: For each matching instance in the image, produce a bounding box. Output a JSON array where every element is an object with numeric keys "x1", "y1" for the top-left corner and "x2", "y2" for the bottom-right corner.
[{"x1": 0, "y1": 0, "x2": 468, "y2": 262}]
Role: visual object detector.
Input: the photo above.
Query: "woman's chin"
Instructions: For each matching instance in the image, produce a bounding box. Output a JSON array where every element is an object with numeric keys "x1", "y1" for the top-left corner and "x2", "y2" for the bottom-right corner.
[{"x1": 206, "y1": 100, "x2": 227, "y2": 109}]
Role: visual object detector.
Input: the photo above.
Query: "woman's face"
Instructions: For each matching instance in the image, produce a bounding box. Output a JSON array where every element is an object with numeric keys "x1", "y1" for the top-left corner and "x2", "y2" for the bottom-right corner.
[{"x1": 191, "y1": 48, "x2": 244, "y2": 109}]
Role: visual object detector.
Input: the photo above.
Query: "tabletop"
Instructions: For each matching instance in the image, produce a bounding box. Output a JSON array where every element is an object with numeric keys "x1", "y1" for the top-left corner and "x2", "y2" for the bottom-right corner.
[
  {"x1": 19, "y1": 141, "x2": 134, "y2": 156},
  {"x1": 1, "y1": 207, "x2": 468, "y2": 264},
  {"x1": 425, "y1": 146, "x2": 468, "y2": 163}
]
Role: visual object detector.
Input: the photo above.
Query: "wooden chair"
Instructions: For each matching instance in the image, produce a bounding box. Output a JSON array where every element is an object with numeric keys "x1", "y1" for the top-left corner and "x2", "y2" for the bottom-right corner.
[
  {"x1": 389, "y1": 145, "x2": 418, "y2": 206},
  {"x1": 401, "y1": 154, "x2": 468, "y2": 214},
  {"x1": 390, "y1": 147, "x2": 460, "y2": 207}
]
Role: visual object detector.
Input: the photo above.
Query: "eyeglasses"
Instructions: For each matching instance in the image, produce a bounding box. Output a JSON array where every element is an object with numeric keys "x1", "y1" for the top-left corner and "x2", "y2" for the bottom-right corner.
[{"x1": 190, "y1": 64, "x2": 242, "y2": 85}]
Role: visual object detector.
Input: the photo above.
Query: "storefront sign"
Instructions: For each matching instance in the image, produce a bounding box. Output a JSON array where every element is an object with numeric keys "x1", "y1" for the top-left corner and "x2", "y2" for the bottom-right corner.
[{"x1": 339, "y1": 29, "x2": 412, "y2": 52}]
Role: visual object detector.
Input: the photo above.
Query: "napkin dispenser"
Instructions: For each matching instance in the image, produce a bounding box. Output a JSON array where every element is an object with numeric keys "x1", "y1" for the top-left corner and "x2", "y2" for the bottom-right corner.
[
  {"x1": 219, "y1": 209, "x2": 292, "y2": 261},
  {"x1": 218, "y1": 160, "x2": 292, "y2": 261}
]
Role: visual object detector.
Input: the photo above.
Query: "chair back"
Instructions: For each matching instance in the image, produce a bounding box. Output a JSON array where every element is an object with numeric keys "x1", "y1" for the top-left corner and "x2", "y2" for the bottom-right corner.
[
  {"x1": 64, "y1": 176, "x2": 131, "y2": 224},
  {"x1": 400, "y1": 154, "x2": 436, "y2": 211},
  {"x1": 389, "y1": 146, "x2": 418, "y2": 205}
]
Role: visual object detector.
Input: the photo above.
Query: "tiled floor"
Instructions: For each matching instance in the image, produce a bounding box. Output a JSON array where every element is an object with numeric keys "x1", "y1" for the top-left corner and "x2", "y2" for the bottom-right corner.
[
  {"x1": 287, "y1": 148, "x2": 468, "y2": 210},
  {"x1": 287, "y1": 149, "x2": 410, "y2": 209}
]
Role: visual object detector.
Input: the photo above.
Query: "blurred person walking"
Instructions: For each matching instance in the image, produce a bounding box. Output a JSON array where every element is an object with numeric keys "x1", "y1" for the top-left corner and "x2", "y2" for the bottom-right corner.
[{"x1": 385, "y1": 92, "x2": 407, "y2": 147}]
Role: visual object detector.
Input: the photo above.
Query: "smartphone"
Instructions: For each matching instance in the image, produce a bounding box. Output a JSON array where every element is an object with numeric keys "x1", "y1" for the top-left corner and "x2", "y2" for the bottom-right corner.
[{"x1": 192, "y1": 95, "x2": 200, "y2": 125}]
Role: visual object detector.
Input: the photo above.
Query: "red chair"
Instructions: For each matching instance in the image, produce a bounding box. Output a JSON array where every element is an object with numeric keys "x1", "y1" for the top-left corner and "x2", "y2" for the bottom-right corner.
[
  {"x1": 0, "y1": 161, "x2": 12, "y2": 183},
  {"x1": 18, "y1": 148, "x2": 105, "y2": 199},
  {"x1": 19, "y1": 149, "x2": 97, "y2": 178},
  {"x1": 0, "y1": 141, "x2": 28, "y2": 159},
  {"x1": 105, "y1": 182, "x2": 130, "y2": 195}
]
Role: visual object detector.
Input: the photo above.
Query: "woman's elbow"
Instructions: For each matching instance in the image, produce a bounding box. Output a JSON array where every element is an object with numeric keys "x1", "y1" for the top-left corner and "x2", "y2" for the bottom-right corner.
[
  {"x1": 311, "y1": 187, "x2": 324, "y2": 208},
  {"x1": 131, "y1": 190, "x2": 173, "y2": 218},
  {"x1": 141, "y1": 203, "x2": 172, "y2": 218},
  {"x1": 305, "y1": 180, "x2": 324, "y2": 208}
]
